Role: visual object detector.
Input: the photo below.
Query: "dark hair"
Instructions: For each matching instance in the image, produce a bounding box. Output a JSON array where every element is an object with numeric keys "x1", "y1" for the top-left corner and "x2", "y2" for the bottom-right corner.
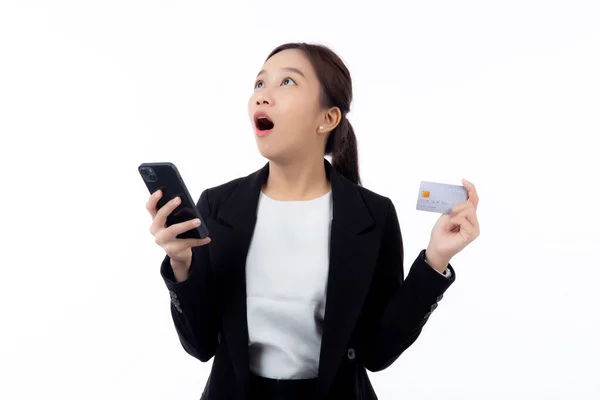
[{"x1": 265, "y1": 42, "x2": 361, "y2": 186}]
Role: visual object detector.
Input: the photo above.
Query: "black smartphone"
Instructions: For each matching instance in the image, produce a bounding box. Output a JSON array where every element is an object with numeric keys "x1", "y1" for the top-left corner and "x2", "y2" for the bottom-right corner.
[{"x1": 138, "y1": 162, "x2": 209, "y2": 239}]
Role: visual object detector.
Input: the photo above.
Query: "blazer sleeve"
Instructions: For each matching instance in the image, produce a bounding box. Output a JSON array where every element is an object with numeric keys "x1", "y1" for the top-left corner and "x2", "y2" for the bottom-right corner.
[
  {"x1": 159, "y1": 188, "x2": 220, "y2": 362},
  {"x1": 357, "y1": 198, "x2": 456, "y2": 372}
]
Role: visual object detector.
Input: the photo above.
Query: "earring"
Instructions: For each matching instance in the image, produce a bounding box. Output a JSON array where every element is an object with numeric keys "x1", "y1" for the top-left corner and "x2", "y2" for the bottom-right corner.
[{"x1": 319, "y1": 126, "x2": 324, "y2": 130}]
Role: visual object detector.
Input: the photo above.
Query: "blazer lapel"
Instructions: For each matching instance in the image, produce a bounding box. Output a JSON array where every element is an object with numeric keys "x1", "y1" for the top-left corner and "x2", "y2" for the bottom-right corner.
[
  {"x1": 212, "y1": 159, "x2": 378, "y2": 400},
  {"x1": 316, "y1": 160, "x2": 378, "y2": 400},
  {"x1": 209, "y1": 162, "x2": 270, "y2": 397}
]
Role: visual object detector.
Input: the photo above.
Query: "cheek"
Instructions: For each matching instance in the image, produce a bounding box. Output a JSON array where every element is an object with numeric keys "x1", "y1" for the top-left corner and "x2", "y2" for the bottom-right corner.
[
  {"x1": 278, "y1": 96, "x2": 315, "y2": 128},
  {"x1": 247, "y1": 96, "x2": 255, "y2": 117}
]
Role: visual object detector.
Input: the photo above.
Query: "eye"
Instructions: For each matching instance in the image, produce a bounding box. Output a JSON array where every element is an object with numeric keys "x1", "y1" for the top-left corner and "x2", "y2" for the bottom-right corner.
[{"x1": 254, "y1": 77, "x2": 297, "y2": 89}]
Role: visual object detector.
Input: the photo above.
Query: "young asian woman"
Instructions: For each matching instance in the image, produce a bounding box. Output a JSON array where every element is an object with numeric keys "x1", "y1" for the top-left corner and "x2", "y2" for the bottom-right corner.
[{"x1": 146, "y1": 42, "x2": 481, "y2": 400}]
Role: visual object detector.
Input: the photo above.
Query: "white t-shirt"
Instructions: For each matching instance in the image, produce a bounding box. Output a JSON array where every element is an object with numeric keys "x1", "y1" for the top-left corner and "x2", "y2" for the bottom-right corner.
[{"x1": 246, "y1": 189, "x2": 332, "y2": 379}]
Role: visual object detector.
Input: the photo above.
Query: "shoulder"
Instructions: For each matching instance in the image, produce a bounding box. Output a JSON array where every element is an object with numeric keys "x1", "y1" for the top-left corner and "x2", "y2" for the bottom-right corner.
[
  {"x1": 332, "y1": 173, "x2": 396, "y2": 230},
  {"x1": 201, "y1": 176, "x2": 246, "y2": 210},
  {"x1": 355, "y1": 185, "x2": 391, "y2": 208},
  {"x1": 353, "y1": 183, "x2": 395, "y2": 221},
  {"x1": 199, "y1": 165, "x2": 265, "y2": 212}
]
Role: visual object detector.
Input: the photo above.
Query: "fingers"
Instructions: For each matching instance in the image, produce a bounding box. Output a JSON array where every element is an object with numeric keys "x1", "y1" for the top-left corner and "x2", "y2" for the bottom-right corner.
[
  {"x1": 451, "y1": 207, "x2": 480, "y2": 237},
  {"x1": 150, "y1": 196, "x2": 182, "y2": 235},
  {"x1": 461, "y1": 179, "x2": 479, "y2": 210},
  {"x1": 162, "y1": 217, "x2": 204, "y2": 240},
  {"x1": 451, "y1": 185, "x2": 480, "y2": 237},
  {"x1": 147, "y1": 191, "x2": 211, "y2": 256},
  {"x1": 153, "y1": 217, "x2": 210, "y2": 246},
  {"x1": 449, "y1": 214, "x2": 476, "y2": 237},
  {"x1": 451, "y1": 199, "x2": 474, "y2": 214},
  {"x1": 161, "y1": 237, "x2": 212, "y2": 255},
  {"x1": 185, "y1": 237, "x2": 212, "y2": 247},
  {"x1": 146, "y1": 189, "x2": 162, "y2": 218}
]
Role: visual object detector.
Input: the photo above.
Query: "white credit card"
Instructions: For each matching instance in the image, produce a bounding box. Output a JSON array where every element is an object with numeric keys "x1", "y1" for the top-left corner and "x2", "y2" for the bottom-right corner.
[{"x1": 416, "y1": 181, "x2": 468, "y2": 214}]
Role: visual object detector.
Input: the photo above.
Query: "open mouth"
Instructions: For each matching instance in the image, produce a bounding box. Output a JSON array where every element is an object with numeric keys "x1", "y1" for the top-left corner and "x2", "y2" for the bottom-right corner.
[{"x1": 255, "y1": 116, "x2": 275, "y2": 131}]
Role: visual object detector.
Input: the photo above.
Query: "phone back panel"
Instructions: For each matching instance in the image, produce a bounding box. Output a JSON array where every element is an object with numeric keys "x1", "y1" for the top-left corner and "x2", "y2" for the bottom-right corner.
[{"x1": 138, "y1": 162, "x2": 209, "y2": 239}]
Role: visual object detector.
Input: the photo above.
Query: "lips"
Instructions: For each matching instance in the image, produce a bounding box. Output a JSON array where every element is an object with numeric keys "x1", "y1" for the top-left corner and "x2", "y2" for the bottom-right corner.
[{"x1": 254, "y1": 111, "x2": 275, "y2": 132}]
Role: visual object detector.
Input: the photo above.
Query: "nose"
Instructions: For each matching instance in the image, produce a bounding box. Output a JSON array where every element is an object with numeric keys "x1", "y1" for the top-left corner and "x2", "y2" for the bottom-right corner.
[{"x1": 255, "y1": 92, "x2": 271, "y2": 106}]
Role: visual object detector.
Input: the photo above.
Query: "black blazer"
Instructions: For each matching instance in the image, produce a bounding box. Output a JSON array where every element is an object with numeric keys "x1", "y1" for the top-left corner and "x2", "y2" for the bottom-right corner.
[{"x1": 160, "y1": 158, "x2": 456, "y2": 400}]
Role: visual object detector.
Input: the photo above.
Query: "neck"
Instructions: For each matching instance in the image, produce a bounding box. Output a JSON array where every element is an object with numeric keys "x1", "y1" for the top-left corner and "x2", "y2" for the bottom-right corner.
[{"x1": 262, "y1": 155, "x2": 331, "y2": 201}]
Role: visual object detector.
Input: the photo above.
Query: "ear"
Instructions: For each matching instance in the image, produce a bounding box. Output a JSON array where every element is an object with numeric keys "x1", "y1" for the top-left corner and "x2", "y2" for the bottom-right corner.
[{"x1": 318, "y1": 106, "x2": 342, "y2": 134}]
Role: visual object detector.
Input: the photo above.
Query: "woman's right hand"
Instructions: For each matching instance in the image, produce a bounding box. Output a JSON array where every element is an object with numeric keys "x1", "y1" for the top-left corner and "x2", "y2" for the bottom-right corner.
[{"x1": 146, "y1": 189, "x2": 211, "y2": 269}]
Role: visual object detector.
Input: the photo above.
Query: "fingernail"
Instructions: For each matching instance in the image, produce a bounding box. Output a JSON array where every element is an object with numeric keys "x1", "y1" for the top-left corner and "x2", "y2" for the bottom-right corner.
[{"x1": 193, "y1": 218, "x2": 200, "y2": 225}]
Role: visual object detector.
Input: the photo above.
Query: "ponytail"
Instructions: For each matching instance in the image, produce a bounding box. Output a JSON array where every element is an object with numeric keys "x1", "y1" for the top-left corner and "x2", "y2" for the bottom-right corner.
[{"x1": 327, "y1": 115, "x2": 361, "y2": 186}]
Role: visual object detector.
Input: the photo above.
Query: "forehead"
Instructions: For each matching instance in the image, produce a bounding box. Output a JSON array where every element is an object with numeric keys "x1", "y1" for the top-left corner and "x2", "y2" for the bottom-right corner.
[{"x1": 261, "y1": 49, "x2": 316, "y2": 79}]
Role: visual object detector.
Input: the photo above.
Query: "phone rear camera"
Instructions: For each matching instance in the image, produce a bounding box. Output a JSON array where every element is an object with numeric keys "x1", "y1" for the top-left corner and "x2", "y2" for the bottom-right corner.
[{"x1": 140, "y1": 167, "x2": 157, "y2": 182}]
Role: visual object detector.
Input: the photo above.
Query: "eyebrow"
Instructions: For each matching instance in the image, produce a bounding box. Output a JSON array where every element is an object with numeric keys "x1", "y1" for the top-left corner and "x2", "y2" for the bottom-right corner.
[{"x1": 256, "y1": 67, "x2": 306, "y2": 79}]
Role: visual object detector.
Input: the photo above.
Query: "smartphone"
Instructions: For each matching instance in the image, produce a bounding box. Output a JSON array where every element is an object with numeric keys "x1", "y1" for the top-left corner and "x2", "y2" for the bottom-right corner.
[{"x1": 138, "y1": 162, "x2": 209, "y2": 239}]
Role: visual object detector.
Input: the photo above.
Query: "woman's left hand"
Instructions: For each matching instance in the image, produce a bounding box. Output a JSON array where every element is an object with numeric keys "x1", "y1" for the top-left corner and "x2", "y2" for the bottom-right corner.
[{"x1": 425, "y1": 179, "x2": 481, "y2": 272}]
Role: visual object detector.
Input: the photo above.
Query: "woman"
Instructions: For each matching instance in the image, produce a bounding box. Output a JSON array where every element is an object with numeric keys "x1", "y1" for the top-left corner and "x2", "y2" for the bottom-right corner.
[{"x1": 146, "y1": 42, "x2": 480, "y2": 400}]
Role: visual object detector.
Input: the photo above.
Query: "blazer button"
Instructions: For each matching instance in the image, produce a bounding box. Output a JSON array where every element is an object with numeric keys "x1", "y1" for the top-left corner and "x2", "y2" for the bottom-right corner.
[
  {"x1": 430, "y1": 303, "x2": 438, "y2": 312},
  {"x1": 174, "y1": 304, "x2": 182, "y2": 313},
  {"x1": 436, "y1": 294, "x2": 444, "y2": 302},
  {"x1": 347, "y1": 348, "x2": 356, "y2": 360},
  {"x1": 423, "y1": 311, "x2": 431, "y2": 320},
  {"x1": 169, "y1": 291, "x2": 178, "y2": 299}
]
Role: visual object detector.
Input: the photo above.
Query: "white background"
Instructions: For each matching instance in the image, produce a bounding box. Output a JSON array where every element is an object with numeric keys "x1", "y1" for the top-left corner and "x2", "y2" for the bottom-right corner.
[{"x1": 1, "y1": 1, "x2": 599, "y2": 399}]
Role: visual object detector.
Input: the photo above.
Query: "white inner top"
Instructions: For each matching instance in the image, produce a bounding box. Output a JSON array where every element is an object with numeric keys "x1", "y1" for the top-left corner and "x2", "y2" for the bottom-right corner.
[{"x1": 245, "y1": 189, "x2": 333, "y2": 379}]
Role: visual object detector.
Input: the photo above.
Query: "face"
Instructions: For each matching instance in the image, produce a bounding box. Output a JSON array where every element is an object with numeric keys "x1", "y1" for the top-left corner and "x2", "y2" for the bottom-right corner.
[{"x1": 248, "y1": 49, "x2": 327, "y2": 163}]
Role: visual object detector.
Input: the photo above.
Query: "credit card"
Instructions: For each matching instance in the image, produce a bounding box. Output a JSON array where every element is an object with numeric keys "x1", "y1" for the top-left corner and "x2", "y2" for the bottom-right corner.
[{"x1": 416, "y1": 181, "x2": 468, "y2": 214}]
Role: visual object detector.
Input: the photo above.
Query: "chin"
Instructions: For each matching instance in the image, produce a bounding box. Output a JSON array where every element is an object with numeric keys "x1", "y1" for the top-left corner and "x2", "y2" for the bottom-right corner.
[
  {"x1": 256, "y1": 144, "x2": 289, "y2": 164},
  {"x1": 257, "y1": 149, "x2": 282, "y2": 163}
]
